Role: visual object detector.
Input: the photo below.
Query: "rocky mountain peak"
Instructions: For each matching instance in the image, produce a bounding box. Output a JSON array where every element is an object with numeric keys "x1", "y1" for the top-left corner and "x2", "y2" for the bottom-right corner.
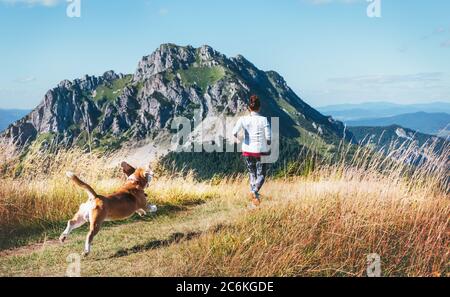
[
  {"x1": 1, "y1": 43, "x2": 353, "y2": 159},
  {"x1": 134, "y1": 44, "x2": 197, "y2": 81},
  {"x1": 102, "y1": 70, "x2": 122, "y2": 81},
  {"x1": 197, "y1": 45, "x2": 226, "y2": 66},
  {"x1": 266, "y1": 71, "x2": 289, "y2": 91}
]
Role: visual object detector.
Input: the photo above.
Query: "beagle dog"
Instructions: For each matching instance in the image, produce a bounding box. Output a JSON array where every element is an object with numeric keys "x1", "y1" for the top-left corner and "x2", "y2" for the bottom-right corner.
[{"x1": 59, "y1": 162, "x2": 157, "y2": 256}]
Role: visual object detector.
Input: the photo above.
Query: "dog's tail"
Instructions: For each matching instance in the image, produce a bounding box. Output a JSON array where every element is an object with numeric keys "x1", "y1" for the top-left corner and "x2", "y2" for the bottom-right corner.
[{"x1": 66, "y1": 172, "x2": 98, "y2": 200}]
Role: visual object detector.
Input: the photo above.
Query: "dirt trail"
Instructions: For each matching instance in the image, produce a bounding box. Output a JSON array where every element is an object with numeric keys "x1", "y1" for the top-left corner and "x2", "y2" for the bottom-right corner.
[
  {"x1": 0, "y1": 239, "x2": 60, "y2": 257},
  {"x1": 0, "y1": 197, "x2": 244, "y2": 260}
]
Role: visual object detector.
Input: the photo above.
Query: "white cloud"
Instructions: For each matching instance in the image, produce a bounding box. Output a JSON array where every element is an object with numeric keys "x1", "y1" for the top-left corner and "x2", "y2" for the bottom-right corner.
[
  {"x1": 15, "y1": 76, "x2": 37, "y2": 84},
  {"x1": 0, "y1": 0, "x2": 60, "y2": 7}
]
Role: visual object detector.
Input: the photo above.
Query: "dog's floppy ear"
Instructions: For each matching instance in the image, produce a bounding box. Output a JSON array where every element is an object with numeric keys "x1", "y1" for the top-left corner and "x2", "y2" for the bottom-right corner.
[{"x1": 121, "y1": 162, "x2": 136, "y2": 177}]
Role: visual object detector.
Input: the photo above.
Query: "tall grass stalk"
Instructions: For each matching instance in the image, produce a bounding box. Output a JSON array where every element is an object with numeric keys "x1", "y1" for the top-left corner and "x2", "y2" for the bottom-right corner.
[{"x1": 0, "y1": 137, "x2": 448, "y2": 276}]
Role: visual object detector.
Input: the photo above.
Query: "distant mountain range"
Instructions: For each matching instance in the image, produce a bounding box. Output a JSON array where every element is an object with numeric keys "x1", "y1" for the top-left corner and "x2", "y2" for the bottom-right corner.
[
  {"x1": 317, "y1": 102, "x2": 450, "y2": 121},
  {"x1": 318, "y1": 102, "x2": 450, "y2": 138},
  {"x1": 346, "y1": 112, "x2": 450, "y2": 138},
  {"x1": 0, "y1": 109, "x2": 30, "y2": 132},
  {"x1": 348, "y1": 125, "x2": 444, "y2": 151},
  {"x1": 348, "y1": 125, "x2": 438, "y2": 147}
]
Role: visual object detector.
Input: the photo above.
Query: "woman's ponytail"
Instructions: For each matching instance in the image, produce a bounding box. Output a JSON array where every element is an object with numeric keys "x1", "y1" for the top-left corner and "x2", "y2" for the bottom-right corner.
[{"x1": 248, "y1": 95, "x2": 261, "y2": 112}]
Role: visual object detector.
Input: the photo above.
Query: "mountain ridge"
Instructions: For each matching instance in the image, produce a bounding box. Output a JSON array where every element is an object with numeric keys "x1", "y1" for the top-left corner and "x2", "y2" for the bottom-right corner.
[
  {"x1": 1, "y1": 44, "x2": 352, "y2": 166},
  {"x1": 346, "y1": 112, "x2": 450, "y2": 138},
  {"x1": 348, "y1": 124, "x2": 447, "y2": 156},
  {"x1": 318, "y1": 102, "x2": 450, "y2": 121}
]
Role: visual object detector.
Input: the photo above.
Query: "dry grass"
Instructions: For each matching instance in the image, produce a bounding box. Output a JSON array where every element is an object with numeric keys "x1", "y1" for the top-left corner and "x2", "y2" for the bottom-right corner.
[
  {"x1": 0, "y1": 141, "x2": 120, "y2": 246},
  {"x1": 160, "y1": 172, "x2": 449, "y2": 277},
  {"x1": 0, "y1": 139, "x2": 223, "y2": 249},
  {"x1": 0, "y1": 138, "x2": 448, "y2": 276}
]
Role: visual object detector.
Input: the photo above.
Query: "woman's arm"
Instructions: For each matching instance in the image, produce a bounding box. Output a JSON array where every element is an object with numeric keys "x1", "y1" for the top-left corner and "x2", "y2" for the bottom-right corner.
[
  {"x1": 232, "y1": 118, "x2": 243, "y2": 142},
  {"x1": 264, "y1": 118, "x2": 272, "y2": 145}
]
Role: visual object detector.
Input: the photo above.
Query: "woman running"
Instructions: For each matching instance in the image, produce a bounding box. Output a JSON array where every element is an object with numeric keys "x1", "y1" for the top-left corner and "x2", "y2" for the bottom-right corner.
[{"x1": 232, "y1": 95, "x2": 271, "y2": 207}]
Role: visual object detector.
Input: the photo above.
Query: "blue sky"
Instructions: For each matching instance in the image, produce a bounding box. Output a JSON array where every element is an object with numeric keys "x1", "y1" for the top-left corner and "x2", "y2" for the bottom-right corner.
[{"x1": 0, "y1": 0, "x2": 449, "y2": 109}]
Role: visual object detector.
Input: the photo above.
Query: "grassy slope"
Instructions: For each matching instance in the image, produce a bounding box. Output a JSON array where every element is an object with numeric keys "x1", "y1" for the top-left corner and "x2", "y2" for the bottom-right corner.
[
  {"x1": 0, "y1": 177, "x2": 245, "y2": 276},
  {"x1": 93, "y1": 75, "x2": 133, "y2": 102},
  {"x1": 0, "y1": 173, "x2": 448, "y2": 277},
  {"x1": 178, "y1": 66, "x2": 225, "y2": 93},
  {"x1": 0, "y1": 140, "x2": 448, "y2": 277}
]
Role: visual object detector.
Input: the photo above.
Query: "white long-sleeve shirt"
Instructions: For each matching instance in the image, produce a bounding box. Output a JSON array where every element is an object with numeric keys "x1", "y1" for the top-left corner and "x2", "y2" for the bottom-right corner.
[{"x1": 232, "y1": 112, "x2": 271, "y2": 154}]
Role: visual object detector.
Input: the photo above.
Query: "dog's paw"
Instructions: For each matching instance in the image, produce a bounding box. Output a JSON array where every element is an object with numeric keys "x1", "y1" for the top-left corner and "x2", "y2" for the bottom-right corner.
[
  {"x1": 66, "y1": 171, "x2": 75, "y2": 179},
  {"x1": 81, "y1": 251, "x2": 90, "y2": 257},
  {"x1": 136, "y1": 209, "x2": 147, "y2": 217},
  {"x1": 59, "y1": 235, "x2": 67, "y2": 243}
]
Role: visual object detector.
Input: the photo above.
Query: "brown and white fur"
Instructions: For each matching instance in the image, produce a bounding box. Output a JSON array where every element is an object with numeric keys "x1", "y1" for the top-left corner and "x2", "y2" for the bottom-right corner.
[{"x1": 59, "y1": 162, "x2": 155, "y2": 256}]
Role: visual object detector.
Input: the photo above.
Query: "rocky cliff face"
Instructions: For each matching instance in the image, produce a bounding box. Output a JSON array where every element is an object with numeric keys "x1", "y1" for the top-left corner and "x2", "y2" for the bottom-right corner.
[{"x1": 1, "y1": 44, "x2": 352, "y2": 155}]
